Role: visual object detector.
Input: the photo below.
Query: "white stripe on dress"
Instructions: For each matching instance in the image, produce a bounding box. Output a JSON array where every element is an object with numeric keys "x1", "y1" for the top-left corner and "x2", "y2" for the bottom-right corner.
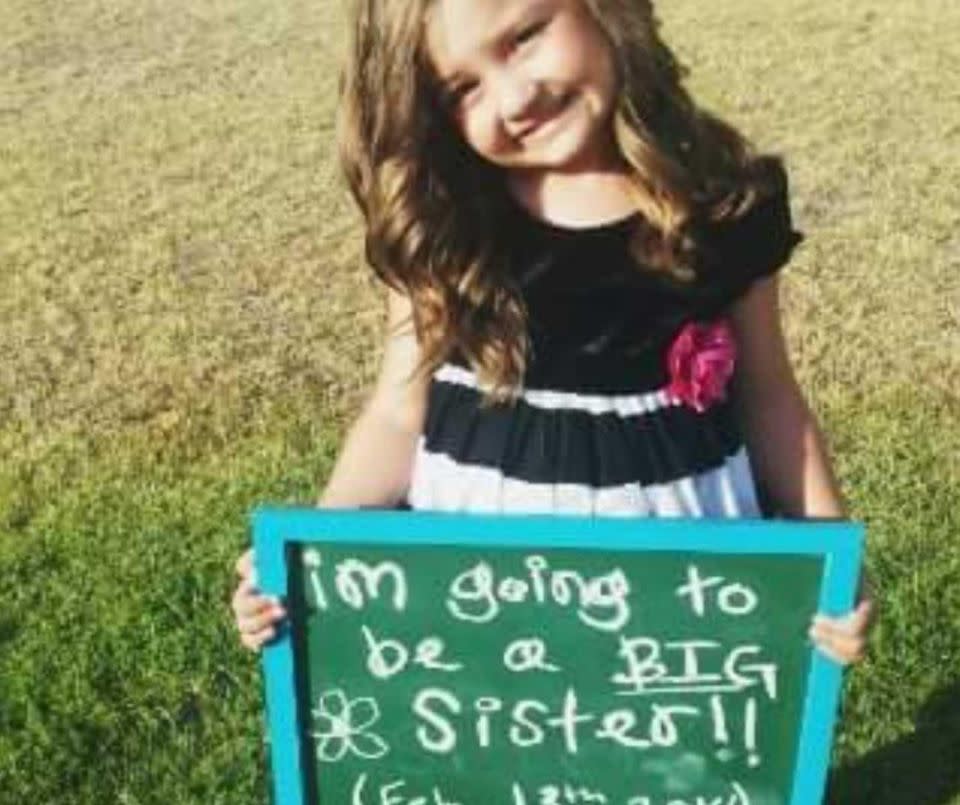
[
  {"x1": 408, "y1": 441, "x2": 761, "y2": 519},
  {"x1": 435, "y1": 364, "x2": 678, "y2": 416}
]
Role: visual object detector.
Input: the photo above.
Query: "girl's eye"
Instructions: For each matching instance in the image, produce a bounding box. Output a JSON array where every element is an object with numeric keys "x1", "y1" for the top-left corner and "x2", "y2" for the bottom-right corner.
[
  {"x1": 515, "y1": 21, "x2": 546, "y2": 47},
  {"x1": 446, "y1": 80, "x2": 478, "y2": 108}
]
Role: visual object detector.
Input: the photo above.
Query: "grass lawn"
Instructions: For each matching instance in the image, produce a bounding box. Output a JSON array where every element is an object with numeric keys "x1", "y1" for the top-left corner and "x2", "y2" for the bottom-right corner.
[{"x1": 1, "y1": 0, "x2": 958, "y2": 802}]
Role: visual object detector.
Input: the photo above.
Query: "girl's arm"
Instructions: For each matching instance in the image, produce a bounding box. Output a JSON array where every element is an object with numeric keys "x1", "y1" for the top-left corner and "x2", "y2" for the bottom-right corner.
[
  {"x1": 729, "y1": 276, "x2": 873, "y2": 665},
  {"x1": 318, "y1": 288, "x2": 428, "y2": 507},
  {"x1": 729, "y1": 276, "x2": 845, "y2": 519},
  {"x1": 233, "y1": 288, "x2": 427, "y2": 651}
]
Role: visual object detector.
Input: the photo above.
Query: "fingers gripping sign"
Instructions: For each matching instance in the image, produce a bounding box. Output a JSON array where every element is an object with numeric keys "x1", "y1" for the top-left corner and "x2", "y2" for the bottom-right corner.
[
  {"x1": 809, "y1": 597, "x2": 875, "y2": 666},
  {"x1": 809, "y1": 571, "x2": 876, "y2": 666},
  {"x1": 232, "y1": 548, "x2": 287, "y2": 651}
]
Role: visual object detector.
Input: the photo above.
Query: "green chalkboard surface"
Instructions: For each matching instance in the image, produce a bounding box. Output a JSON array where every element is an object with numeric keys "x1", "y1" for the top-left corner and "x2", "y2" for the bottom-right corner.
[{"x1": 255, "y1": 509, "x2": 862, "y2": 805}]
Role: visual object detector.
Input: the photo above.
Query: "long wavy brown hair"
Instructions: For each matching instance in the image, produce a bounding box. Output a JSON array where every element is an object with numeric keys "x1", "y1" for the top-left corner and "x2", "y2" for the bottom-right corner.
[{"x1": 338, "y1": 0, "x2": 785, "y2": 401}]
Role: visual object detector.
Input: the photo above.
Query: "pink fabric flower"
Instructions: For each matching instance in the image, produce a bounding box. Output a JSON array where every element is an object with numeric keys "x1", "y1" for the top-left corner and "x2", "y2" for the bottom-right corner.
[{"x1": 666, "y1": 319, "x2": 737, "y2": 413}]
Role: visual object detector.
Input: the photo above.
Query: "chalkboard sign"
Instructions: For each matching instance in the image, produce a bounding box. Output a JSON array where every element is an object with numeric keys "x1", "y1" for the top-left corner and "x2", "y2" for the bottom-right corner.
[{"x1": 253, "y1": 508, "x2": 862, "y2": 805}]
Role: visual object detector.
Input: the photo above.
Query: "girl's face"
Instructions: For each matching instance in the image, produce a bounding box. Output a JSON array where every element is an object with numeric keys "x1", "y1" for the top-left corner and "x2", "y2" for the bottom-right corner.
[{"x1": 425, "y1": 0, "x2": 621, "y2": 176}]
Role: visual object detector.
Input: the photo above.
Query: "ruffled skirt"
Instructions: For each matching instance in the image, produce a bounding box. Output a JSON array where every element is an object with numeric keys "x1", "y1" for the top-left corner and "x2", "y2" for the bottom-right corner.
[{"x1": 407, "y1": 364, "x2": 762, "y2": 519}]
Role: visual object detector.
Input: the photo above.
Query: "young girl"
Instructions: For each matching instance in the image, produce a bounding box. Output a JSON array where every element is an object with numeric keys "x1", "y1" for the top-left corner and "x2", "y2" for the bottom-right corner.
[{"x1": 232, "y1": 0, "x2": 873, "y2": 663}]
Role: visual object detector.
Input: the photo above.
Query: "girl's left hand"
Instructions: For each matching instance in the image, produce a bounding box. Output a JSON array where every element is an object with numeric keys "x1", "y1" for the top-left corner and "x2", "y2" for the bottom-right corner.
[{"x1": 809, "y1": 580, "x2": 876, "y2": 666}]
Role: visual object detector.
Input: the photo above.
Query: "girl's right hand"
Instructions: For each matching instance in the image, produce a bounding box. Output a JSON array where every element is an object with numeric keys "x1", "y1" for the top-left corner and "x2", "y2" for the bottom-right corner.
[{"x1": 231, "y1": 549, "x2": 287, "y2": 651}]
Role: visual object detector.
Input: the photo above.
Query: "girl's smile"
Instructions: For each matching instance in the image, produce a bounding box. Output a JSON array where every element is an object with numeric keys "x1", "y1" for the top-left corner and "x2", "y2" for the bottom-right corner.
[
  {"x1": 515, "y1": 91, "x2": 574, "y2": 144},
  {"x1": 425, "y1": 0, "x2": 621, "y2": 177}
]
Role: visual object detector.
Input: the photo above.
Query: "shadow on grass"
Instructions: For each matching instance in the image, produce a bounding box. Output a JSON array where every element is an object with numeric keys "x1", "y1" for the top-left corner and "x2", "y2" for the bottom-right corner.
[
  {"x1": 827, "y1": 681, "x2": 960, "y2": 804},
  {"x1": 0, "y1": 616, "x2": 19, "y2": 648}
]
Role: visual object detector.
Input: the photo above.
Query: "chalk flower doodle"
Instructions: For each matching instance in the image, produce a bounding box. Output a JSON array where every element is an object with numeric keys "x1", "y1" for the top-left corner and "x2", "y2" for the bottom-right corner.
[{"x1": 310, "y1": 689, "x2": 389, "y2": 762}]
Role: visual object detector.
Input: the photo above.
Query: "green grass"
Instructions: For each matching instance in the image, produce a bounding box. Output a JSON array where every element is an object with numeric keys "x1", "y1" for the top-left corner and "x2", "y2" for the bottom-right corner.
[
  {"x1": 824, "y1": 388, "x2": 960, "y2": 803},
  {"x1": 0, "y1": 406, "x2": 349, "y2": 800},
  {"x1": 2, "y1": 0, "x2": 959, "y2": 802}
]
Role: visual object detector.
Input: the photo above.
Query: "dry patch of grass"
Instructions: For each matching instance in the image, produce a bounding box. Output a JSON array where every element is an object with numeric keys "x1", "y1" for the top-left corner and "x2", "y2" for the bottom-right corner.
[
  {"x1": 1, "y1": 0, "x2": 378, "y2": 464},
  {"x1": 3, "y1": 0, "x2": 958, "y2": 466}
]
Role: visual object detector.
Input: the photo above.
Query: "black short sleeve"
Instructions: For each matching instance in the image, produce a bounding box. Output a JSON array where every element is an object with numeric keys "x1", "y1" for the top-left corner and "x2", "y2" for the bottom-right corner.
[{"x1": 707, "y1": 162, "x2": 805, "y2": 305}]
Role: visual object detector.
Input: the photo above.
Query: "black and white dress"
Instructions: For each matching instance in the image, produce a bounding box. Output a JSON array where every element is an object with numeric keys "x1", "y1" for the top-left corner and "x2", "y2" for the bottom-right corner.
[{"x1": 407, "y1": 184, "x2": 802, "y2": 518}]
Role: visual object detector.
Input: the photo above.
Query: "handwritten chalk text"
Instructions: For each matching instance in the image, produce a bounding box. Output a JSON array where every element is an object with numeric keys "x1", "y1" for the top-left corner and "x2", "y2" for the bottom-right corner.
[{"x1": 446, "y1": 555, "x2": 632, "y2": 633}]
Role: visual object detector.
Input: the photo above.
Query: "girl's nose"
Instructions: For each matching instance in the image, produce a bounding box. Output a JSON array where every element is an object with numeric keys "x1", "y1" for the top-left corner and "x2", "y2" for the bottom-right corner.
[{"x1": 496, "y1": 71, "x2": 541, "y2": 122}]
